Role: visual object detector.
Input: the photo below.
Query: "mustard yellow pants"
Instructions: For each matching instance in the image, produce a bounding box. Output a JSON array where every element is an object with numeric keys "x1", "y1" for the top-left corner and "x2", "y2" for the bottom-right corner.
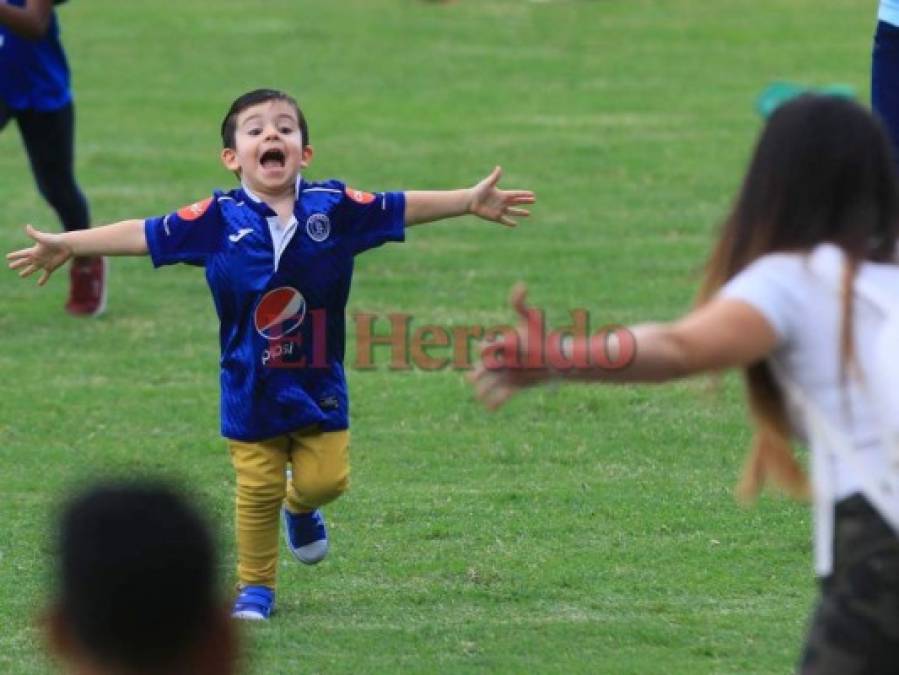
[{"x1": 228, "y1": 427, "x2": 350, "y2": 589}]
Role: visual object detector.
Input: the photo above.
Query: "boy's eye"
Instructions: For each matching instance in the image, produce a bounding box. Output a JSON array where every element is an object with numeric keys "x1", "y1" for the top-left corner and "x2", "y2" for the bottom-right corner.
[
  {"x1": 247, "y1": 128, "x2": 262, "y2": 136},
  {"x1": 279, "y1": 126, "x2": 294, "y2": 134}
]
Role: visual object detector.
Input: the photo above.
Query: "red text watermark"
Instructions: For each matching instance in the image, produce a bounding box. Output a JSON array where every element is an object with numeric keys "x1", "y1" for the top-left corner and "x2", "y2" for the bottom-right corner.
[{"x1": 264, "y1": 308, "x2": 636, "y2": 372}]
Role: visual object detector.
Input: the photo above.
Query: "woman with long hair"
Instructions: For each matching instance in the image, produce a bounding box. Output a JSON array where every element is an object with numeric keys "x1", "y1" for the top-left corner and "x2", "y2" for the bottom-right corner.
[{"x1": 470, "y1": 95, "x2": 899, "y2": 673}]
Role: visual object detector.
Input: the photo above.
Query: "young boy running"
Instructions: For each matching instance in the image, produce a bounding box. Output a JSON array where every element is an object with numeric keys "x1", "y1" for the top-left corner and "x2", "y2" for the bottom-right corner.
[{"x1": 7, "y1": 88, "x2": 535, "y2": 620}]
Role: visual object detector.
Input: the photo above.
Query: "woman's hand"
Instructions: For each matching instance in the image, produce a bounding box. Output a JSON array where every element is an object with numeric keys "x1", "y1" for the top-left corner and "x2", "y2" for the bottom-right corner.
[{"x1": 468, "y1": 283, "x2": 555, "y2": 410}]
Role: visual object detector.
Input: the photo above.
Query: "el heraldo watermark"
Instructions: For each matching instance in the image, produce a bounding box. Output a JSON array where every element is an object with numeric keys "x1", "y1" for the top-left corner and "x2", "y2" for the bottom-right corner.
[{"x1": 350, "y1": 308, "x2": 635, "y2": 371}]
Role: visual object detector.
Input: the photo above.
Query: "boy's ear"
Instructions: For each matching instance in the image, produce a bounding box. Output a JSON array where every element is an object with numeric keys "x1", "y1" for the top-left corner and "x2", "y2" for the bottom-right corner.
[
  {"x1": 221, "y1": 147, "x2": 240, "y2": 173},
  {"x1": 300, "y1": 145, "x2": 314, "y2": 170},
  {"x1": 41, "y1": 605, "x2": 79, "y2": 664}
]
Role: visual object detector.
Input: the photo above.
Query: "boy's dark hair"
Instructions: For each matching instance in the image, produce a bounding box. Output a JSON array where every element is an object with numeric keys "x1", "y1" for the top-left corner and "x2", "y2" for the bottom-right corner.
[
  {"x1": 220, "y1": 88, "x2": 309, "y2": 149},
  {"x1": 57, "y1": 481, "x2": 218, "y2": 671}
]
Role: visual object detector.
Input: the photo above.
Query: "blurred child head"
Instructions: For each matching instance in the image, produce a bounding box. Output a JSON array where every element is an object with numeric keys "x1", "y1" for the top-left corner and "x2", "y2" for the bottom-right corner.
[{"x1": 45, "y1": 481, "x2": 236, "y2": 675}]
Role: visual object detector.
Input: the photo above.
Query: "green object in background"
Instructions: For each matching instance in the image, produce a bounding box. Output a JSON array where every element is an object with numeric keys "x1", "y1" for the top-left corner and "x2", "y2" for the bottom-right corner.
[{"x1": 756, "y1": 81, "x2": 856, "y2": 118}]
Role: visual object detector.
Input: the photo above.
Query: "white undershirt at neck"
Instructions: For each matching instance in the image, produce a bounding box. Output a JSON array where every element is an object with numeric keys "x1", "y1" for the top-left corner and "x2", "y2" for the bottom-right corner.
[
  {"x1": 241, "y1": 180, "x2": 301, "y2": 271},
  {"x1": 266, "y1": 215, "x2": 298, "y2": 271}
]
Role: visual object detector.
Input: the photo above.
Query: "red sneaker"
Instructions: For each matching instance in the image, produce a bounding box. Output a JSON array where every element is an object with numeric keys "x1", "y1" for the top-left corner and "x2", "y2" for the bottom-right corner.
[{"x1": 65, "y1": 256, "x2": 107, "y2": 317}]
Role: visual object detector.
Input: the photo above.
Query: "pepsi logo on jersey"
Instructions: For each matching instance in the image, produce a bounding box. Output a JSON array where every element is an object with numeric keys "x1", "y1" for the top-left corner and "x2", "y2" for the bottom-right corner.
[{"x1": 254, "y1": 287, "x2": 306, "y2": 340}]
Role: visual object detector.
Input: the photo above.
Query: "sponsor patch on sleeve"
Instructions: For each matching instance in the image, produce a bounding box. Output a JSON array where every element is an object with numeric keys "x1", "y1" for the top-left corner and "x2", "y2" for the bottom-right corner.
[
  {"x1": 345, "y1": 187, "x2": 376, "y2": 205},
  {"x1": 176, "y1": 197, "x2": 213, "y2": 221}
]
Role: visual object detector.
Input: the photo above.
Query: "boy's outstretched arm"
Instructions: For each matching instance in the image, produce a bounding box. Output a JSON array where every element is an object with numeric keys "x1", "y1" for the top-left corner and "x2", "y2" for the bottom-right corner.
[
  {"x1": 6, "y1": 220, "x2": 147, "y2": 286},
  {"x1": 404, "y1": 166, "x2": 535, "y2": 228}
]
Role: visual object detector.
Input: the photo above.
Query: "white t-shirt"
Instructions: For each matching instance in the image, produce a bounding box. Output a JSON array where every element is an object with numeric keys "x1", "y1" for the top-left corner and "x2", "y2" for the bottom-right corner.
[{"x1": 720, "y1": 244, "x2": 899, "y2": 573}]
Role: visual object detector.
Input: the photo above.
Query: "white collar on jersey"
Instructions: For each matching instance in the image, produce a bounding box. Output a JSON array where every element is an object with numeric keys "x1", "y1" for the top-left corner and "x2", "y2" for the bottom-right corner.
[
  {"x1": 239, "y1": 176, "x2": 302, "y2": 271},
  {"x1": 240, "y1": 174, "x2": 303, "y2": 206}
]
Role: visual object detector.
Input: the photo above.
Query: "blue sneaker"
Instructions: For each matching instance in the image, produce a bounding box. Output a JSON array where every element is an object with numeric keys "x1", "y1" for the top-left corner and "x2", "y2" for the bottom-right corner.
[
  {"x1": 231, "y1": 585, "x2": 275, "y2": 621},
  {"x1": 282, "y1": 506, "x2": 328, "y2": 564}
]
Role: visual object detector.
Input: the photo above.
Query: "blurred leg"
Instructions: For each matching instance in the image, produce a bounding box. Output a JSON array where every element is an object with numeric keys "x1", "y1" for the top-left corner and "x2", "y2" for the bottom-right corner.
[
  {"x1": 798, "y1": 496, "x2": 899, "y2": 674},
  {"x1": 16, "y1": 103, "x2": 90, "y2": 232},
  {"x1": 0, "y1": 98, "x2": 11, "y2": 132},
  {"x1": 17, "y1": 104, "x2": 105, "y2": 315},
  {"x1": 872, "y1": 21, "x2": 899, "y2": 166}
]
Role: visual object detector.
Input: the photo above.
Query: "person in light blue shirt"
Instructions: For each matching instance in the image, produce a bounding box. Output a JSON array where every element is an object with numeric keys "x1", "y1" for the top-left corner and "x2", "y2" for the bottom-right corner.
[
  {"x1": 0, "y1": 0, "x2": 105, "y2": 315},
  {"x1": 873, "y1": 1, "x2": 899, "y2": 167}
]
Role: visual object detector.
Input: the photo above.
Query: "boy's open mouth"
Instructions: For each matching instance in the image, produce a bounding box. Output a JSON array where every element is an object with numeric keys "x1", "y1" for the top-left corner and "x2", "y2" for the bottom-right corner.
[{"x1": 260, "y1": 149, "x2": 286, "y2": 169}]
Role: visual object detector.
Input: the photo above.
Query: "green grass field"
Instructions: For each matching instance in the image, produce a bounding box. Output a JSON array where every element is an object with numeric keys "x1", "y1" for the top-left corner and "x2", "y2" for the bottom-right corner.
[{"x1": 0, "y1": 1, "x2": 876, "y2": 672}]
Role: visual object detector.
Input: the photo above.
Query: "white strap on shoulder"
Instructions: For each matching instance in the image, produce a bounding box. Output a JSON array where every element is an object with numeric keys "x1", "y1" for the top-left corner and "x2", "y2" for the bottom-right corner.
[
  {"x1": 770, "y1": 360, "x2": 899, "y2": 574},
  {"x1": 809, "y1": 245, "x2": 899, "y2": 465},
  {"x1": 773, "y1": 245, "x2": 899, "y2": 574}
]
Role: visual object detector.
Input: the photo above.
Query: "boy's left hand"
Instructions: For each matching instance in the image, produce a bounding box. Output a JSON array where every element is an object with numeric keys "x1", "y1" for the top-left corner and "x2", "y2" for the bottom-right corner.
[{"x1": 468, "y1": 166, "x2": 535, "y2": 227}]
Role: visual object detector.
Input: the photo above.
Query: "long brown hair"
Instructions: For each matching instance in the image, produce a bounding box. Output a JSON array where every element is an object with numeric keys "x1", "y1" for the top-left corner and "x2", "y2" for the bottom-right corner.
[{"x1": 697, "y1": 95, "x2": 899, "y2": 501}]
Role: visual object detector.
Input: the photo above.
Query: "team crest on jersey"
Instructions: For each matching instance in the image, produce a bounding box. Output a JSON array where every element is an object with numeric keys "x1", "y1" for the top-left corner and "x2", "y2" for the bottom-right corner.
[
  {"x1": 176, "y1": 197, "x2": 213, "y2": 221},
  {"x1": 254, "y1": 287, "x2": 307, "y2": 339},
  {"x1": 345, "y1": 187, "x2": 376, "y2": 205},
  {"x1": 306, "y1": 213, "x2": 331, "y2": 242}
]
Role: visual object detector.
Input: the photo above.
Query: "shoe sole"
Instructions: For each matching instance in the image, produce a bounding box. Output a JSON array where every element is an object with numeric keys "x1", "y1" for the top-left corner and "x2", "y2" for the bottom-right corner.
[
  {"x1": 231, "y1": 610, "x2": 269, "y2": 621},
  {"x1": 93, "y1": 257, "x2": 108, "y2": 317}
]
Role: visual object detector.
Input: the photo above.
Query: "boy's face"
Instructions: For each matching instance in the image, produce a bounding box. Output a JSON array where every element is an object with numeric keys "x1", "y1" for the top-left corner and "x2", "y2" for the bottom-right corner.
[{"x1": 221, "y1": 99, "x2": 313, "y2": 195}]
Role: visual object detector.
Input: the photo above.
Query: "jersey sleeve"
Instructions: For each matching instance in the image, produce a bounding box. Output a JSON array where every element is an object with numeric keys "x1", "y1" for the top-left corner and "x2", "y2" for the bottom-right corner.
[
  {"x1": 718, "y1": 254, "x2": 803, "y2": 345},
  {"x1": 333, "y1": 183, "x2": 406, "y2": 255},
  {"x1": 144, "y1": 195, "x2": 224, "y2": 267}
]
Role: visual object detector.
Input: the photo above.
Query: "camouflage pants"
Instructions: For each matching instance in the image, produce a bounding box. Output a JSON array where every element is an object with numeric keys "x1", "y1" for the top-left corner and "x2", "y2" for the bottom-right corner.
[{"x1": 798, "y1": 494, "x2": 899, "y2": 675}]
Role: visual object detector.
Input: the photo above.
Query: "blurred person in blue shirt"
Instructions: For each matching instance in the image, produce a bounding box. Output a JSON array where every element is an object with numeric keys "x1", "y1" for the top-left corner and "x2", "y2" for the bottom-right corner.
[
  {"x1": 0, "y1": 0, "x2": 105, "y2": 315},
  {"x1": 874, "y1": 1, "x2": 899, "y2": 168}
]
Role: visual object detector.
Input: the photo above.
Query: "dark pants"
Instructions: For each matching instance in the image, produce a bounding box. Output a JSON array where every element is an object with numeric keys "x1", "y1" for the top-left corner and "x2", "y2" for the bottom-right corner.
[
  {"x1": 798, "y1": 494, "x2": 899, "y2": 675},
  {"x1": 0, "y1": 100, "x2": 90, "y2": 232},
  {"x1": 873, "y1": 21, "x2": 899, "y2": 168}
]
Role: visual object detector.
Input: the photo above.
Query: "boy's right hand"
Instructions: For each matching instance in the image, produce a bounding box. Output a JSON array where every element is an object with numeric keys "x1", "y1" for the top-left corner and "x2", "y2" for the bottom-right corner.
[{"x1": 6, "y1": 224, "x2": 74, "y2": 286}]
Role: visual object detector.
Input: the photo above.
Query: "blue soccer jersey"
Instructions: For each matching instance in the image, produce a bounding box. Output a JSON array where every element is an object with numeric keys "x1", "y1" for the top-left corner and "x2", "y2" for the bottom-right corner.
[
  {"x1": 0, "y1": 1, "x2": 71, "y2": 111},
  {"x1": 144, "y1": 178, "x2": 406, "y2": 441}
]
